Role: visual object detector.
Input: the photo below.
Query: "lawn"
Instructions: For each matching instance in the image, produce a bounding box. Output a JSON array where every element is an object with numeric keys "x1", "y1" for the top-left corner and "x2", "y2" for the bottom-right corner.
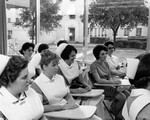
[
  {"x1": 49, "y1": 43, "x2": 146, "y2": 64},
  {"x1": 72, "y1": 44, "x2": 146, "y2": 63}
]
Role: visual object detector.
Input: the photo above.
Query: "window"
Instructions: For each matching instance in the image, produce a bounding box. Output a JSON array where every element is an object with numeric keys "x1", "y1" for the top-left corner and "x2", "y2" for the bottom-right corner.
[
  {"x1": 16, "y1": 18, "x2": 19, "y2": 23},
  {"x1": 124, "y1": 28, "x2": 129, "y2": 36},
  {"x1": 98, "y1": 28, "x2": 100, "y2": 36},
  {"x1": 94, "y1": 28, "x2": 97, "y2": 37},
  {"x1": 8, "y1": 30, "x2": 12, "y2": 39},
  {"x1": 57, "y1": 0, "x2": 62, "y2": 2},
  {"x1": 8, "y1": 18, "x2": 11, "y2": 23},
  {"x1": 69, "y1": 15, "x2": 75, "y2": 19},
  {"x1": 136, "y1": 28, "x2": 142, "y2": 36},
  {"x1": 102, "y1": 28, "x2": 104, "y2": 36}
]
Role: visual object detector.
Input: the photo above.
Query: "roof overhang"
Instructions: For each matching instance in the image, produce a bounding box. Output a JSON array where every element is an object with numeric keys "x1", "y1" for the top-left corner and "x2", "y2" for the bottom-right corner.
[{"x1": 6, "y1": 0, "x2": 30, "y2": 8}]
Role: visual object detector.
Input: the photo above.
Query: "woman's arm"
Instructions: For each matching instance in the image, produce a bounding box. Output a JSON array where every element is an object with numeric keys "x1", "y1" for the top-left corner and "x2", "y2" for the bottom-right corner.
[{"x1": 43, "y1": 104, "x2": 64, "y2": 112}]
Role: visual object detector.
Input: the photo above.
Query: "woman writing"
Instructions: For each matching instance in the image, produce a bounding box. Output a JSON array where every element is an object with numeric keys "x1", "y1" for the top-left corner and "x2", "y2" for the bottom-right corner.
[{"x1": 0, "y1": 55, "x2": 46, "y2": 120}]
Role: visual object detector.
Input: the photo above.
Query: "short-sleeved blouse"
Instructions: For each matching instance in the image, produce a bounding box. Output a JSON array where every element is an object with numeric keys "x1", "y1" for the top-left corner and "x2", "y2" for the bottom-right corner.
[{"x1": 33, "y1": 73, "x2": 70, "y2": 106}]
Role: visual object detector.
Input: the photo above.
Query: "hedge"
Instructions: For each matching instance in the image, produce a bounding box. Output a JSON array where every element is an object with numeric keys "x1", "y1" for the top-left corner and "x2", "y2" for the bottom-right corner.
[
  {"x1": 90, "y1": 37, "x2": 110, "y2": 44},
  {"x1": 115, "y1": 40, "x2": 146, "y2": 49}
]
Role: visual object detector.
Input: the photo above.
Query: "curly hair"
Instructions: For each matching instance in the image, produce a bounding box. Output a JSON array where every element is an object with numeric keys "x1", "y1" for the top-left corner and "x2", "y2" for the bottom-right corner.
[
  {"x1": 0, "y1": 56, "x2": 28, "y2": 87},
  {"x1": 133, "y1": 53, "x2": 150, "y2": 88},
  {"x1": 40, "y1": 49, "x2": 59, "y2": 70}
]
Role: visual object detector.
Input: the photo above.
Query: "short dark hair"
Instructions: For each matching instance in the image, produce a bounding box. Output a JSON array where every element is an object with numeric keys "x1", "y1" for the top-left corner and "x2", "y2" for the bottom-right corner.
[
  {"x1": 61, "y1": 45, "x2": 77, "y2": 60},
  {"x1": 19, "y1": 42, "x2": 34, "y2": 55},
  {"x1": 133, "y1": 53, "x2": 150, "y2": 88},
  {"x1": 38, "y1": 43, "x2": 49, "y2": 53},
  {"x1": 0, "y1": 56, "x2": 28, "y2": 87},
  {"x1": 104, "y1": 41, "x2": 114, "y2": 47},
  {"x1": 40, "y1": 49, "x2": 59, "y2": 70},
  {"x1": 57, "y1": 40, "x2": 68, "y2": 47},
  {"x1": 93, "y1": 45, "x2": 108, "y2": 60}
]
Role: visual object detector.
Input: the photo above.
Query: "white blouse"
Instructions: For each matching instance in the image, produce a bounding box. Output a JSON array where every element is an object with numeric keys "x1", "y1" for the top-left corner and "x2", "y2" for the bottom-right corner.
[
  {"x1": 0, "y1": 86, "x2": 44, "y2": 120},
  {"x1": 34, "y1": 73, "x2": 70, "y2": 106}
]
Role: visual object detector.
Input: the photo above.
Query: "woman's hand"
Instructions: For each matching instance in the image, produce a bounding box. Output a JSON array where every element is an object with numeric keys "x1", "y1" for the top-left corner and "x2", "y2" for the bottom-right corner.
[
  {"x1": 62, "y1": 103, "x2": 79, "y2": 110},
  {"x1": 85, "y1": 85, "x2": 92, "y2": 92},
  {"x1": 113, "y1": 79, "x2": 121, "y2": 84},
  {"x1": 77, "y1": 88, "x2": 89, "y2": 93}
]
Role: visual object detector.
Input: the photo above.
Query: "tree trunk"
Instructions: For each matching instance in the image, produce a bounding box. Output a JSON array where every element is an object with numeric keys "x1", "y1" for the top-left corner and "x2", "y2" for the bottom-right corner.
[{"x1": 113, "y1": 30, "x2": 117, "y2": 44}]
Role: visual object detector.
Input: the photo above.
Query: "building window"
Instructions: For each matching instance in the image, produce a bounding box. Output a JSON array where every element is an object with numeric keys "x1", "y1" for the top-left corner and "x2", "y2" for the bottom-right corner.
[
  {"x1": 8, "y1": 18, "x2": 11, "y2": 23},
  {"x1": 69, "y1": 15, "x2": 75, "y2": 19},
  {"x1": 94, "y1": 28, "x2": 97, "y2": 37},
  {"x1": 98, "y1": 28, "x2": 100, "y2": 36},
  {"x1": 90, "y1": 29, "x2": 93, "y2": 37},
  {"x1": 16, "y1": 18, "x2": 19, "y2": 23},
  {"x1": 57, "y1": 0, "x2": 62, "y2": 2},
  {"x1": 124, "y1": 28, "x2": 129, "y2": 36},
  {"x1": 102, "y1": 28, "x2": 104, "y2": 36},
  {"x1": 136, "y1": 28, "x2": 142, "y2": 36},
  {"x1": 8, "y1": 30, "x2": 12, "y2": 39}
]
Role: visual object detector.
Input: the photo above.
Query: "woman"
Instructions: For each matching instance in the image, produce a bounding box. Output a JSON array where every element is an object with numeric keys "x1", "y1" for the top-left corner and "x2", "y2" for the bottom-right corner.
[
  {"x1": 122, "y1": 53, "x2": 150, "y2": 120},
  {"x1": 104, "y1": 41, "x2": 126, "y2": 78},
  {"x1": 90, "y1": 45, "x2": 128, "y2": 120},
  {"x1": 19, "y1": 42, "x2": 34, "y2": 61},
  {"x1": 56, "y1": 43, "x2": 91, "y2": 94},
  {"x1": 28, "y1": 43, "x2": 49, "y2": 79},
  {"x1": 0, "y1": 55, "x2": 46, "y2": 120},
  {"x1": 56, "y1": 44, "x2": 104, "y2": 118},
  {"x1": 31, "y1": 49, "x2": 102, "y2": 120}
]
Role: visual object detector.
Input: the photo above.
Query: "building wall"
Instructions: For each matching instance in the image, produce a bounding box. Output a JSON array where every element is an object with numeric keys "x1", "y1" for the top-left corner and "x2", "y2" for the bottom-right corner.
[{"x1": 6, "y1": 0, "x2": 148, "y2": 47}]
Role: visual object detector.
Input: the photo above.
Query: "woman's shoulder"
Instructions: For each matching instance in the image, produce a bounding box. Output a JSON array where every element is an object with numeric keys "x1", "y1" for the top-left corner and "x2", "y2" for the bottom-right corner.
[{"x1": 137, "y1": 103, "x2": 150, "y2": 119}]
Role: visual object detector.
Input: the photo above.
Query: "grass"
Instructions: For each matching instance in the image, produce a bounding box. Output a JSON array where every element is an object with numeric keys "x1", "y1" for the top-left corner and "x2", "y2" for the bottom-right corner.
[{"x1": 49, "y1": 44, "x2": 146, "y2": 63}]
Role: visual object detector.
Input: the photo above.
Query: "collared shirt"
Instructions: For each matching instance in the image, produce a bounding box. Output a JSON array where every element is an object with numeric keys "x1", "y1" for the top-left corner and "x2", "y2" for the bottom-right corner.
[
  {"x1": 34, "y1": 73, "x2": 70, "y2": 106},
  {"x1": 123, "y1": 89, "x2": 150, "y2": 120},
  {"x1": 106, "y1": 55, "x2": 119, "y2": 72},
  {"x1": 58, "y1": 59, "x2": 82, "y2": 84},
  {"x1": 0, "y1": 86, "x2": 44, "y2": 120}
]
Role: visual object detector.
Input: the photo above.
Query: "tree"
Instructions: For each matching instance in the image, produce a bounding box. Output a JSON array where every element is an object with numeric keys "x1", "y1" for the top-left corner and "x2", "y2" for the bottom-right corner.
[
  {"x1": 15, "y1": 0, "x2": 62, "y2": 42},
  {"x1": 89, "y1": 3, "x2": 148, "y2": 43}
]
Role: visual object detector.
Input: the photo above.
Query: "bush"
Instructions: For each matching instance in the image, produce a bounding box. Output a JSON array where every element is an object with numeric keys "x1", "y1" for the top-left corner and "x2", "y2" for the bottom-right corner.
[
  {"x1": 115, "y1": 40, "x2": 146, "y2": 49},
  {"x1": 128, "y1": 36, "x2": 147, "y2": 42},
  {"x1": 90, "y1": 37, "x2": 110, "y2": 44}
]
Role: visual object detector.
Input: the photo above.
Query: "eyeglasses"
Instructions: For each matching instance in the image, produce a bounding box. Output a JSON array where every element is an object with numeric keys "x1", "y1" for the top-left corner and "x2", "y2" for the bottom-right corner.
[
  {"x1": 100, "y1": 53, "x2": 107, "y2": 56},
  {"x1": 108, "y1": 47, "x2": 115, "y2": 50}
]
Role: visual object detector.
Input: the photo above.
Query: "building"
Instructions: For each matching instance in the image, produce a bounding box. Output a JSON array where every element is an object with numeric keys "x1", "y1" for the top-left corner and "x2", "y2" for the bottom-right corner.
[{"x1": 6, "y1": 0, "x2": 148, "y2": 51}]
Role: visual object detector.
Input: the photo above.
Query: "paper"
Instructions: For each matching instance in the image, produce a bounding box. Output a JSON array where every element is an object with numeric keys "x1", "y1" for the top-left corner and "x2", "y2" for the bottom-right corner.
[{"x1": 126, "y1": 58, "x2": 139, "y2": 79}]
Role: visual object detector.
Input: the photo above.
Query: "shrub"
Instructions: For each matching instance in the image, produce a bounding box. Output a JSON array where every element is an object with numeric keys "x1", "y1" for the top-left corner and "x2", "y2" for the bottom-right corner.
[
  {"x1": 115, "y1": 40, "x2": 146, "y2": 49},
  {"x1": 90, "y1": 37, "x2": 110, "y2": 44},
  {"x1": 128, "y1": 36, "x2": 147, "y2": 42}
]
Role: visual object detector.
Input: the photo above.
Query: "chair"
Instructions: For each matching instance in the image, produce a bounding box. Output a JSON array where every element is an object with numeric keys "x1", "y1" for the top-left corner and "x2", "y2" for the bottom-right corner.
[{"x1": 88, "y1": 71, "x2": 116, "y2": 120}]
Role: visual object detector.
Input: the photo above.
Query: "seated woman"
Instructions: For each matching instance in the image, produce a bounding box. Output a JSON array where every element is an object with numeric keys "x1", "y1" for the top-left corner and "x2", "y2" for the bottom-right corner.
[
  {"x1": 56, "y1": 44, "x2": 104, "y2": 118},
  {"x1": 19, "y1": 42, "x2": 34, "y2": 61},
  {"x1": 90, "y1": 45, "x2": 129, "y2": 120},
  {"x1": 122, "y1": 53, "x2": 150, "y2": 120},
  {"x1": 0, "y1": 55, "x2": 46, "y2": 120},
  {"x1": 31, "y1": 49, "x2": 102, "y2": 120},
  {"x1": 104, "y1": 41, "x2": 126, "y2": 78},
  {"x1": 28, "y1": 43, "x2": 49, "y2": 79},
  {"x1": 56, "y1": 43, "x2": 91, "y2": 94}
]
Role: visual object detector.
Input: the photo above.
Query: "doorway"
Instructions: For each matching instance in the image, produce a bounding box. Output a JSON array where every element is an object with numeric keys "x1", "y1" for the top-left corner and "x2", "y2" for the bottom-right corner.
[{"x1": 69, "y1": 27, "x2": 75, "y2": 42}]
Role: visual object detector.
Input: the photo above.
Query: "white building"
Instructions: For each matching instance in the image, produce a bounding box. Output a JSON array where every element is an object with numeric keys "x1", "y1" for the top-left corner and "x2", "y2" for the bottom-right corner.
[{"x1": 6, "y1": 0, "x2": 148, "y2": 49}]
